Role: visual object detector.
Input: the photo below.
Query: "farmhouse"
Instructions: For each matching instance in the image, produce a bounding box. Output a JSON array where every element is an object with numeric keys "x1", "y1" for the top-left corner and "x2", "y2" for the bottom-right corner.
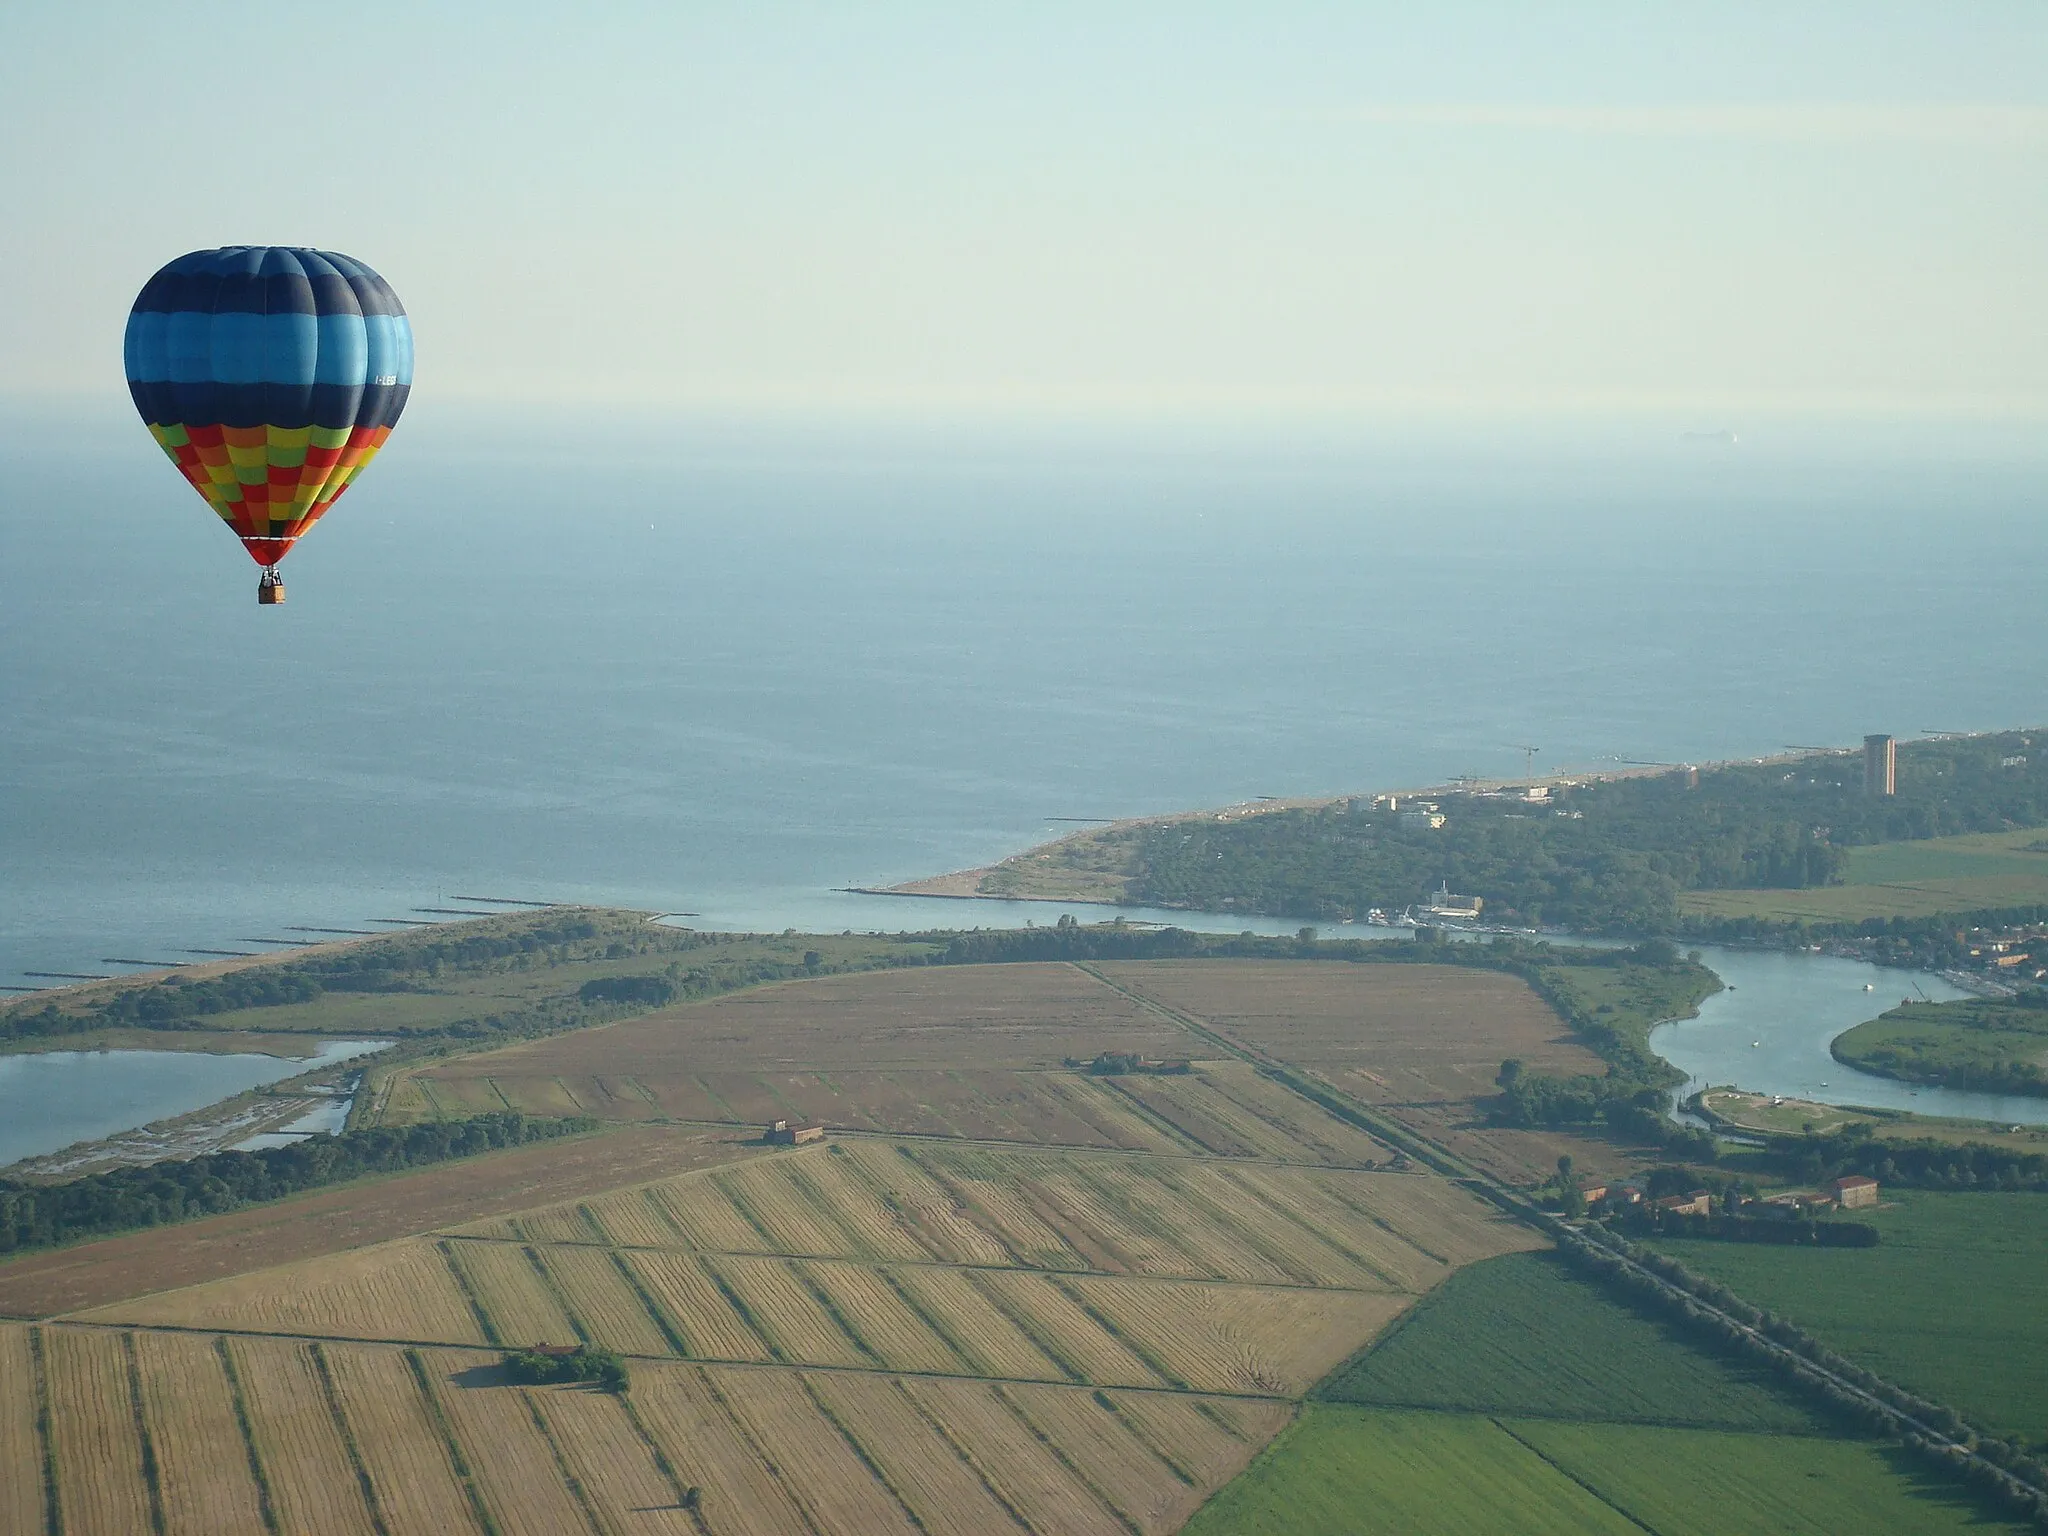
[
  {"x1": 1652, "y1": 1190, "x2": 1713, "y2": 1217},
  {"x1": 1573, "y1": 1176, "x2": 1609, "y2": 1204},
  {"x1": 765, "y1": 1119, "x2": 825, "y2": 1145},
  {"x1": 1829, "y1": 1174, "x2": 1880, "y2": 1209}
]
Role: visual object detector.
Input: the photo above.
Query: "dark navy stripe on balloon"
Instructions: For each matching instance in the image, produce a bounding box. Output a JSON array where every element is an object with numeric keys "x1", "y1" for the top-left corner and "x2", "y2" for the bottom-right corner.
[
  {"x1": 127, "y1": 379, "x2": 410, "y2": 434},
  {"x1": 129, "y1": 247, "x2": 406, "y2": 318}
]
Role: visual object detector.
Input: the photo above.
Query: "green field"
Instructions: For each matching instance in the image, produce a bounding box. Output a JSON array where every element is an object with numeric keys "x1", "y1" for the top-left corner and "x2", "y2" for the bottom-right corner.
[
  {"x1": 1322, "y1": 1252, "x2": 1821, "y2": 1431},
  {"x1": 1833, "y1": 998, "x2": 2048, "y2": 1096},
  {"x1": 1646, "y1": 1191, "x2": 2048, "y2": 1442},
  {"x1": 1182, "y1": 1408, "x2": 2026, "y2": 1536},
  {"x1": 1679, "y1": 827, "x2": 2048, "y2": 921}
]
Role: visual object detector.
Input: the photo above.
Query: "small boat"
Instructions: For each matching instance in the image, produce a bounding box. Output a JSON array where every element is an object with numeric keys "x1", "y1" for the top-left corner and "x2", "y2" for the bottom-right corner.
[
  {"x1": 1751, "y1": 1041, "x2": 1761, "y2": 1048},
  {"x1": 1864, "y1": 983, "x2": 1874, "y2": 992}
]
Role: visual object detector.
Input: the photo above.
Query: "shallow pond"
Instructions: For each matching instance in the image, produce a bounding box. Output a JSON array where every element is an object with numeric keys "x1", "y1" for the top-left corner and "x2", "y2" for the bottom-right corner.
[{"x1": 0, "y1": 1039, "x2": 389, "y2": 1167}]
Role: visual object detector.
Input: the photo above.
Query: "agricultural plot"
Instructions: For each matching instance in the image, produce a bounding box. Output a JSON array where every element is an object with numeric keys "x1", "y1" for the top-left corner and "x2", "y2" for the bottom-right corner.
[
  {"x1": 445, "y1": 1241, "x2": 580, "y2": 1348},
  {"x1": 421, "y1": 1349, "x2": 599, "y2": 1536},
  {"x1": 226, "y1": 1336, "x2": 380, "y2": 1536},
  {"x1": 0, "y1": 1326, "x2": 45, "y2": 1536},
  {"x1": 626, "y1": 1364, "x2": 819, "y2": 1535},
  {"x1": 320, "y1": 1344, "x2": 485, "y2": 1536},
  {"x1": 1322, "y1": 1251, "x2": 1823, "y2": 1431},
  {"x1": 43, "y1": 1326, "x2": 155, "y2": 1536},
  {"x1": 131, "y1": 1330, "x2": 268, "y2": 1536},
  {"x1": 1095, "y1": 960, "x2": 1596, "y2": 1105},
  {"x1": 531, "y1": 1244, "x2": 673, "y2": 1356},
  {"x1": 711, "y1": 1367, "x2": 927, "y2": 1534},
  {"x1": 82, "y1": 1236, "x2": 487, "y2": 1345},
  {"x1": 617, "y1": 1250, "x2": 775, "y2": 1361},
  {"x1": 1645, "y1": 1190, "x2": 2048, "y2": 1442}
]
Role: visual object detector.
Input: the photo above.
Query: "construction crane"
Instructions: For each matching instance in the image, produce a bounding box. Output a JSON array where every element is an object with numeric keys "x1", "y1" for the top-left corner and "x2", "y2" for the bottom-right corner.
[{"x1": 1506, "y1": 744, "x2": 1540, "y2": 780}]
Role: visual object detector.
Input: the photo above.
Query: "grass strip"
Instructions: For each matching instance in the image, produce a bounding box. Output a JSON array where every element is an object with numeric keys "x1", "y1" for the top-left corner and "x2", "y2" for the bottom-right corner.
[
  {"x1": 796, "y1": 1374, "x2": 931, "y2": 1533},
  {"x1": 991, "y1": 1383, "x2": 1145, "y2": 1536},
  {"x1": 30, "y1": 1327, "x2": 62, "y2": 1536},
  {"x1": 609, "y1": 1250, "x2": 697, "y2": 1357},
  {"x1": 213, "y1": 1338, "x2": 279, "y2": 1534},
  {"x1": 402, "y1": 1349, "x2": 501, "y2": 1536},
  {"x1": 119, "y1": 1333, "x2": 167, "y2": 1536},
  {"x1": 1046, "y1": 1275, "x2": 1189, "y2": 1389},
  {"x1": 961, "y1": 1271, "x2": 1088, "y2": 1384},
  {"x1": 438, "y1": 1240, "x2": 504, "y2": 1346},
  {"x1": 520, "y1": 1392, "x2": 605, "y2": 1535},
  {"x1": 308, "y1": 1342, "x2": 392, "y2": 1536}
]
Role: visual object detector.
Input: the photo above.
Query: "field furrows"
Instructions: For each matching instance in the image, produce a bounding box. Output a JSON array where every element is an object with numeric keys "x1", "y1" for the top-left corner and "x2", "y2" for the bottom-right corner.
[
  {"x1": 1201, "y1": 1068, "x2": 1393, "y2": 1165},
  {"x1": 321, "y1": 1343, "x2": 484, "y2": 1535},
  {"x1": 43, "y1": 1326, "x2": 154, "y2": 1535},
  {"x1": 620, "y1": 1251, "x2": 775, "y2": 1361},
  {"x1": 227, "y1": 1336, "x2": 379, "y2": 1536},
  {"x1": 423, "y1": 1351, "x2": 598, "y2": 1536},
  {"x1": 906, "y1": 1153, "x2": 1088, "y2": 1268},
  {"x1": 1207, "y1": 1167, "x2": 1425, "y2": 1288},
  {"x1": 538, "y1": 1246, "x2": 673, "y2": 1356},
  {"x1": 718, "y1": 1159, "x2": 860, "y2": 1255},
  {"x1": 888, "y1": 1265, "x2": 1069, "y2": 1380},
  {"x1": 528, "y1": 1385, "x2": 683, "y2": 1535},
  {"x1": 998, "y1": 1382, "x2": 1201, "y2": 1535},
  {"x1": 131, "y1": 1331, "x2": 268, "y2": 1536},
  {"x1": 649, "y1": 1173, "x2": 772, "y2": 1253},
  {"x1": 837, "y1": 1142, "x2": 1016, "y2": 1264},
  {"x1": 798, "y1": 1260, "x2": 968, "y2": 1374},
  {"x1": 1139, "y1": 1164, "x2": 1377, "y2": 1288},
  {"x1": 1034, "y1": 1073, "x2": 1189, "y2": 1153},
  {"x1": 1021, "y1": 1167, "x2": 1216, "y2": 1278},
  {"x1": 1066, "y1": 1277, "x2": 1404, "y2": 1396},
  {"x1": 710, "y1": 1367, "x2": 923, "y2": 1535},
  {"x1": 1051, "y1": 1165, "x2": 1292, "y2": 1283},
  {"x1": 1105, "y1": 1388, "x2": 1289, "y2": 1494},
  {"x1": 448, "y1": 1241, "x2": 581, "y2": 1348},
  {"x1": 1097, "y1": 1076, "x2": 1266, "y2": 1158},
  {"x1": 582, "y1": 1185, "x2": 687, "y2": 1248},
  {"x1": 514, "y1": 1202, "x2": 604, "y2": 1245},
  {"x1": 629, "y1": 1365, "x2": 817, "y2": 1536},
  {"x1": 1307, "y1": 1169, "x2": 1546, "y2": 1271},
  {"x1": 80, "y1": 1235, "x2": 489, "y2": 1345},
  {"x1": 903, "y1": 1377, "x2": 1132, "y2": 1536},
  {"x1": 971, "y1": 1272, "x2": 1167, "y2": 1388},
  {"x1": 805, "y1": 1371, "x2": 1030, "y2": 1536},
  {"x1": 706, "y1": 1256, "x2": 871, "y2": 1367},
  {"x1": 785, "y1": 1153, "x2": 931, "y2": 1260},
  {"x1": 0, "y1": 1326, "x2": 46, "y2": 1536}
]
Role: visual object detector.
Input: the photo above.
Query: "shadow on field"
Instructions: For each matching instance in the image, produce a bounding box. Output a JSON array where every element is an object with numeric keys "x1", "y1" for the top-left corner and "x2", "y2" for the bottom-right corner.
[{"x1": 447, "y1": 1362, "x2": 511, "y2": 1389}]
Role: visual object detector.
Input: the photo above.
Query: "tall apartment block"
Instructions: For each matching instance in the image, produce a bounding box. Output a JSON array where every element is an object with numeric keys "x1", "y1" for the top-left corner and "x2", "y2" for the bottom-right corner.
[{"x1": 1864, "y1": 734, "x2": 1896, "y2": 797}]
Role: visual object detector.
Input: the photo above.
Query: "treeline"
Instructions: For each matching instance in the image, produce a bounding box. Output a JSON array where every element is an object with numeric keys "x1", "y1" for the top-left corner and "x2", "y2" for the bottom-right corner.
[
  {"x1": 1554, "y1": 1224, "x2": 2048, "y2": 1527},
  {"x1": 0, "y1": 1112, "x2": 593, "y2": 1255},
  {"x1": 1684, "y1": 901, "x2": 2048, "y2": 969},
  {"x1": 1764, "y1": 1125, "x2": 2048, "y2": 1193},
  {"x1": 1118, "y1": 729, "x2": 2048, "y2": 934},
  {"x1": 1609, "y1": 1206, "x2": 1880, "y2": 1246},
  {"x1": 501, "y1": 1344, "x2": 628, "y2": 1392}
]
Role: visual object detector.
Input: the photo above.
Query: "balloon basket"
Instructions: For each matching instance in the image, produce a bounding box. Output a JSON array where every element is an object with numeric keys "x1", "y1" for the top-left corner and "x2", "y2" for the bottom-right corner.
[{"x1": 257, "y1": 575, "x2": 286, "y2": 605}]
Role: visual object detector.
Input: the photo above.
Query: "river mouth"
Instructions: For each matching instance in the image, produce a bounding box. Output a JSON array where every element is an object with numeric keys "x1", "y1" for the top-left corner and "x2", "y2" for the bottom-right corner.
[
  {"x1": 0, "y1": 1039, "x2": 390, "y2": 1169},
  {"x1": 1651, "y1": 946, "x2": 2048, "y2": 1128}
]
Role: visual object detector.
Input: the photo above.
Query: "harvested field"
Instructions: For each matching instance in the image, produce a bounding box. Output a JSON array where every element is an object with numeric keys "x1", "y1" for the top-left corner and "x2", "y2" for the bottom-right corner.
[
  {"x1": 82, "y1": 1236, "x2": 487, "y2": 1345},
  {"x1": 0, "y1": 1326, "x2": 44, "y2": 1536},
  {"x1": 711, "y1": 1367, "x2": 923, "y2": 1535},
  {"x1": 717, "y1": 1157, "x2": 853, "y2": 1255},
  {"x1": 512, "y1": 1202, "x2": 604, "y2": 1245},
  {"x1": 628, "y1": 1364, "x2": 816, "y2": 1535},
  {"x1": 421, "y1": 1350, "x2": 597, "y2": 1536},
  {"x1": 998, "y1": 1381, "x2": 1210, "y2": 1535},
  {"x1": 131, "y1": 1331, "x2": 268, "y2": 1536},
  {"x1": 527, "y1": 1385, "x2": 681, "y2": 1535},
  {"x1": 580, "y1": 1185, "x2": 688, "y2": 1249},
  {"x1": 890, "y1": 1263, "x2": 1067, "y2": 1380},
  {"x1": 707, "y1": 1255, "x2": 872, "y2": 1367},
  {"x1": 789, "y1": 1149, "x2": 935, "y2": 1260},
  {"x1": 43, "y1": 1326, "x2": 154, "y2": 1536},
  {"x1": 619, "y1": 1250, "x2": 773, "y2": 1362},
  {"x1": 971, "y1": 1271, "x2": 1166, "y2": 1388},
  {"x1": 535, "y1": 1245, "x2": 673, "y2": 1356},
  {"x1": 805, "y1": 1370, "x2": 1030, "y2": 1536},
  {"x1": 321, "y1": 1344, "x2": 485, "y2": 1535},
  {"x1": 1094, "y1": 960, "x2": 1596, "y2": 1105},
  {"x1": 1108, "y1": 1389, "x2": 1290, "y2": 1492},
  {"x1": 837, "y1": 1141, "x2": 1016, "y2": 1265},
  {"x1": 800, "y1": 1259, "x2": 969, "y2": 1374},
  {"x1": 903, "y1": 1376, "x2": 1131, "y2": 1536},
  {"x1": 447, "y1": 1242, "x2": 580, "y2": 1349},
  {"x1": 0, "y1": 1124, "x2": 755, "y2": 1319},
  {"x1": 226, "y1": 1336, "x2": 379, "y2": 1536},
  {"x1": 1066, "y1": 1277, "x2": 1404, "y2": 1396}
]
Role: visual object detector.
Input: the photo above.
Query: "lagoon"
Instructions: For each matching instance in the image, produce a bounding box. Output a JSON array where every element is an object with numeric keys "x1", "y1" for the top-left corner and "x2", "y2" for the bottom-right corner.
[{"x1": 0, "y1": 1039, "x2": 389, "y2": 1169}]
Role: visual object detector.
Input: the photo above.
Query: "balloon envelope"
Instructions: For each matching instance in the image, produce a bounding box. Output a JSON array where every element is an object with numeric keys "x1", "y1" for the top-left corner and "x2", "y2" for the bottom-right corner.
[{"x1": 124, "y1": 247, "x2": 412, "y2": 567}]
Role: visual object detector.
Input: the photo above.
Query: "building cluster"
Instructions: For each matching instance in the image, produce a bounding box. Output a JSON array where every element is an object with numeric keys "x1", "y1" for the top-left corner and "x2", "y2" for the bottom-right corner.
[{"x1": 1575, "y1": 1174, "x2": 1878, "y2": 1218}]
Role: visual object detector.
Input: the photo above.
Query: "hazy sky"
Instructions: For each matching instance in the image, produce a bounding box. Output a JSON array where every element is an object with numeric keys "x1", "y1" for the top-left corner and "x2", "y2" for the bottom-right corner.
[{"x1": 4, "y1": 2, "x2": 2043, "y2": 415}]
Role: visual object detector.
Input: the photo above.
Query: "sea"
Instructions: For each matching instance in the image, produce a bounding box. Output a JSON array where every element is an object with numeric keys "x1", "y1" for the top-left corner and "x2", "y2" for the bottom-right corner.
[{"x1": 5, "y1": 399, "x2": 2047, "y2": 984}]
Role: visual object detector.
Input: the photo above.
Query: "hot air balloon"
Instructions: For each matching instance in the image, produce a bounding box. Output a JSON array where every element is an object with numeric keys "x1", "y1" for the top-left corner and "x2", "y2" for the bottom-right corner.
[{"x1": 124, "y1": 247, "x2": 412, "y2": 604}]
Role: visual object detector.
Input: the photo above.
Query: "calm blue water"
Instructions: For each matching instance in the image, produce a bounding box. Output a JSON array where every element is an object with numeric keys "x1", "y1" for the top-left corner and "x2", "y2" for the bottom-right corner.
[{"x1": 0, "y1": 1039, "x2": 388, "y2": 1168}]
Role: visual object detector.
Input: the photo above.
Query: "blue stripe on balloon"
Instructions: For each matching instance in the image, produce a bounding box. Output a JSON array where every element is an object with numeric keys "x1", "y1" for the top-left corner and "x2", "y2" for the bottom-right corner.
[{"x1": 313, "y1": 313, "x2": 369, "y2": 386}]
